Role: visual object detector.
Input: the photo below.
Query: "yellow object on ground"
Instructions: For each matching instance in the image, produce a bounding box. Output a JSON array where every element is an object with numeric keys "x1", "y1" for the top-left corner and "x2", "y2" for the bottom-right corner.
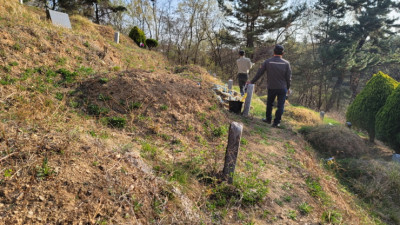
[{"x1": 240, "y1": 93, "x2": 247, "y2": 102}]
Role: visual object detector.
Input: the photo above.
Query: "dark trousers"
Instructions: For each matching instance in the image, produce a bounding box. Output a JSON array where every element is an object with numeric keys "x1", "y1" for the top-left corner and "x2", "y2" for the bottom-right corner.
[
  {"x1": 237, "y1": 73, "x2": 248, "y2": 96},
  {"x1": 266, "y1": 89, "x2": 287, "y2": 125}
]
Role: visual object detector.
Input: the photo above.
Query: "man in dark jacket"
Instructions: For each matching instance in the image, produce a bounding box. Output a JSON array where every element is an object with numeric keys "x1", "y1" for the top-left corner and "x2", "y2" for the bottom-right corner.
[{"x1": 248, "y1": 45, "x2": 292, "y2": 127}]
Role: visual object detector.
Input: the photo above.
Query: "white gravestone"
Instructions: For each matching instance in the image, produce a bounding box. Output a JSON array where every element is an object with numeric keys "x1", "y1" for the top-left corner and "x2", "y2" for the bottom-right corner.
[
  {"x1": 114, "y1": 32, "x2": 120, "y2": 44},
  {"x1": 320, "y1": 111, "x2": 325, "y2": 120},
  {"x1": 228, "y1": 79, "x2": 233, "y2": 92},
  {"x1": 242, "y1": 84, "x2": 254, "y2": 117},
  {"x1": 47, "y1": 9, "x2": 72, "y2": 29}
]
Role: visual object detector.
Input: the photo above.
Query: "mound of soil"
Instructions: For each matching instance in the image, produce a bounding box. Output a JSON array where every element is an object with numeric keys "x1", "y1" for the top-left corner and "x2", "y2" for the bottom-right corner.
[
  {"x1": 0, "y1": 67, "x2": 229, "y2": 224},
  {"x1": 299, "y1": 125, "x2": 368, "y2": 158},
  {"x1": 72, "y1": 69, "x2": 227, "y2": 138}
]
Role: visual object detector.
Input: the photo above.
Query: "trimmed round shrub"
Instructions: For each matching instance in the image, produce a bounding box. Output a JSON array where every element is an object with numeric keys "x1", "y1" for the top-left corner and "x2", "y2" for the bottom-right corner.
[
  {"x1": 129, "y1": 26, "x2": 146, "y2": 47},
  {"x1": 145, "y1": 38, "x2": 158, "y2": 50},
  {"x1": 346, "y1": 71, "x2": 398, "y2": 142},
  {"x1": 376, "y1": 86, "x2": 400, "y2": 153}
]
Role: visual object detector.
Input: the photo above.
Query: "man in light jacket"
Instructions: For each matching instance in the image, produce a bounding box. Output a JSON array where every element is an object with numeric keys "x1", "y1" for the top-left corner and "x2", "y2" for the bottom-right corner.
[
  {"x1": 249, "y1": 45, "x2": 292, "y2": 128},
  {"x1": 236, "y1": 50, "x2": 253, "y2": 96}
]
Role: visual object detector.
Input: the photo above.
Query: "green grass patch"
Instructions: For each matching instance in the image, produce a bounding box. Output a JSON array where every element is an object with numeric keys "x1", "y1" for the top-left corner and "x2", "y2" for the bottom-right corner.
[
  {"x1": 305, "y1": 176, "x2": 330, "y2": 205},
  {"x1": 298, "y1": 202, "x2": 313, "y2": 215},
  {"x1": 99, "y1": 78, "x2": 109, "y2": 84},
  {"x1": 287, "y1": 210, "x2": 297, "y2": 220},
  {"x1": 0, "y1": 75, "x2": 17, "y2": 85},
  {"x1": 57, "y1": 68, "x2": 78, "y2": 83},
  {"x1": 87, "y1": 104, "x2": 109, "y2": 116},
  {"x1": 212, "y1": 125, "x2": 228, "y2": 138},
  {"x1": 323, "y1": 117, "x2": 341, "y2": 125},
  {"x1": 129, "y1": 102, "x2": 142, "y2": 110},
  {"x1": 160, "y1": 104, "x2": 168, "y2": 111},
  {"x1": 246, "y1": 92, "x2": 266, "y2": 118},
  {"x1": 321, "y1": 210, "x2": 342, "y2": 224},
  {"x1": 76, "y1": 66, "x2": 94, "y2": 76},
  {"x1": 141, "y1": 142, "x2": 158, "y2": 159},
  {"x1": 8, "y1": 61, "x2": 18, "y2": 67},
  {"x1": 55, "y1": 92, "x2": 64, "y2": 100},
  {"x1": 107, "y1": 116, "x2": 126, "y2": 128},
  {"x1": 3, "y1": 169, "x2": 12, "y2": 178},
  {"x1": 36, "y1": 157, "x2": 54, "y2": 179},
  {"x1": 233, "y1": 173, "x2": 269, "y2": 205}
]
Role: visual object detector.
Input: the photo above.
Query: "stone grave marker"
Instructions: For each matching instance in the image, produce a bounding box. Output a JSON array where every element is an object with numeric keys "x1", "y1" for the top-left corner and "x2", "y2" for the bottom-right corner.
[
  {"x1": 320, "y1": 111, "x2": 325, "y2": 120},
  {"x1": 114, "y1": 32, "x2": 120, "y2": 44},
  {"x1": 228, "y1": 79, "x2": 233, "y2": 93},
  {"x1": 222, "y1": 122, "x2": 243, "y2": 184},
  {"x1": 47, "y1": 9, "x2": 72, "y2": 29},
  {"x1": 242, "y1": 84, "x2": 254, "y2": 117}
]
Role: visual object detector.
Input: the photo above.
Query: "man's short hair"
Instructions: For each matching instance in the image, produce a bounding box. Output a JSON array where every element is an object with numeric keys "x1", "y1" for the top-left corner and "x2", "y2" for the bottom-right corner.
[
  {"x1": 274, "y1": 45, "x2": 284, "y2": 55},
  {"x1": 239, "y1": 50, "x2": 245, "y2": 56}
]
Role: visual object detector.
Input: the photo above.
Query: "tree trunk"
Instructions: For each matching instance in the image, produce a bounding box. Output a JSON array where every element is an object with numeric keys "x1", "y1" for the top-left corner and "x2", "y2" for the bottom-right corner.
[
  {"x1": 317, "y1": 79, "x2": 323, "y2": 110},
  {"x1": 326, "y1": 73, "x2": 344, "y2": 112},
  {"x1": 368, "y1": 129, "x2": 375, "y2": 143},
  {"x1": 95, "y1": 3, "x2": 100, "y2": 24},
  {"x1": 350, "y1": 71, "x2": 360, "y2": 101}
]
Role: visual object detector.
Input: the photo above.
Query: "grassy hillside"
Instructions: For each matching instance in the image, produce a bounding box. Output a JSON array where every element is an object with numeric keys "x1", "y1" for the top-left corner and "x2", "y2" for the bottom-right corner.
[{"x1": 0, "y1": 1, "x2": 398, "y2": 224}]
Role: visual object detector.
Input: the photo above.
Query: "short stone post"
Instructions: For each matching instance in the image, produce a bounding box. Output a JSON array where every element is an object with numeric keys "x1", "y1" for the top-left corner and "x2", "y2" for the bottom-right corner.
[
  {"x1": 114, "y1": 32, "x2": 120, "y2": 44},
  {"x1": 242, "y1": 84, "x2": 254, "y2": 117},
  {"x1": 20, "y1": 0, "x2": 23, "y2": 4},
  {"x1": 222, "y1": 122, "x2": 243, "y2": 184},
  {"x1": 228, "y1": 79, "x2": 233, "y2": 93},
  {"x1": 320, "y1": 111, "x2": 325, "y2": 120}
]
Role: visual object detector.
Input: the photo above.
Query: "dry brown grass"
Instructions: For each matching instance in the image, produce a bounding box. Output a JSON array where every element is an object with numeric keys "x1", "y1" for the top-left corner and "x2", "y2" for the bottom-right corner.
[
  {"x1": 0, "y1": 2, "x2": 213, "y2": 223},
  {"x1": 299, "y1": 125, "x2": 368, "y2": 158},
  {"x1": 285, "y1": 105, "x2": 322, "y2": 127},
  {"x1": 337, "y1": 159, "x2": 400, "y2": 224}
]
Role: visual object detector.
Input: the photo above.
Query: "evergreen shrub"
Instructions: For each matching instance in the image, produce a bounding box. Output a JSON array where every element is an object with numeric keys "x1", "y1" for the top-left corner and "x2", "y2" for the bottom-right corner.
[
  {"x1": 375, "y1": 86, "x2": 400, "y2": 153},
  {"x1": 129, "y1": 26, "x2": 146, "y2": 47},
  {"x1": 346, "y1": 71, "x2": 398, "y2": 142},
  {"x1": 145, "y1": 39, "x2": 158, "y2": 50}
]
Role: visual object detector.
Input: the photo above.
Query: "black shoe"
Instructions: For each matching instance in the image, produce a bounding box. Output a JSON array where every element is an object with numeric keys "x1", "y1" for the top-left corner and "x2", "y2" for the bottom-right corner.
[
  {"x1": 262, "y1": 118, "x2": 271, "y2": 124},
  {"x1": 272, "y1": 123, "x2": 280, "y2": 128}
]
